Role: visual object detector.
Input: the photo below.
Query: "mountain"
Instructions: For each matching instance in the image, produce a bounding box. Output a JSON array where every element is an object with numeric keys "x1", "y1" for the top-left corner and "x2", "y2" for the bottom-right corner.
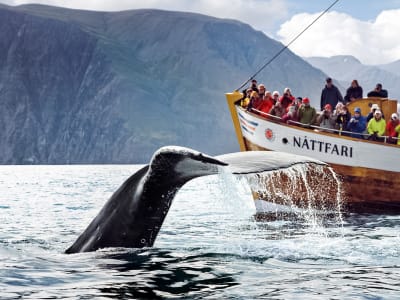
[
  {"x1": 0, "y1": 4, "x2": 328, "y2": 164},
  {"x1": 379, "y1": 59, "x2": 400, "y2": 76},
  {"x1": 305, "y1": 55, "x2": 400, "y2": 101}
]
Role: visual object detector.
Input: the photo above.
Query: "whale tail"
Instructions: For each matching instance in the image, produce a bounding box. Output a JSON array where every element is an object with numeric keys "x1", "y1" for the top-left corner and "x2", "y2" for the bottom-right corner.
[{"x1": 65, "y1": 146, "x2": 228, "y2": 254}]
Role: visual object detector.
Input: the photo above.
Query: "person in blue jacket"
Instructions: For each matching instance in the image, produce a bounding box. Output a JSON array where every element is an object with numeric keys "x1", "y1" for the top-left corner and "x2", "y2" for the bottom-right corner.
[{"x1": 347, "y1": 107, "x2": 367, "y2": 139}]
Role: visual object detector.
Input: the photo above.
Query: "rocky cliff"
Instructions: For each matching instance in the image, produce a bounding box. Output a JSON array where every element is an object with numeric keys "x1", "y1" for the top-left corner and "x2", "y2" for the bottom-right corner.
[{"x1": 0, "y1": 4, "x2": 327, "y2": 163}]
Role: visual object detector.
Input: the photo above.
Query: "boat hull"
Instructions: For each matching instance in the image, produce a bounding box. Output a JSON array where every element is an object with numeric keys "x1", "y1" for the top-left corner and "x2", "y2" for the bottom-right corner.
[
  {"x1": 226, "y1": 91, "x2": 400, "y2": 213},
  {"x1": 243, "y1": 136, "x2": 400, "y2": 213}
]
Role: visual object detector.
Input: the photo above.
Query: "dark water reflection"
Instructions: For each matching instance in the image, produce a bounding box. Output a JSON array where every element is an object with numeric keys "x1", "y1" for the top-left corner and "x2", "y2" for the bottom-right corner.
[{"x1": 95, "y1": 250, "x2": 239, "y2": 299}]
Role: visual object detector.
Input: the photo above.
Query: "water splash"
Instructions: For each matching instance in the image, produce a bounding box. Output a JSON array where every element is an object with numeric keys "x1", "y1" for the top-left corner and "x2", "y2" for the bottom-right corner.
[
  {"x1": 222, "y1": 162, "x2": 345, "y2": 237},
  {"x1": 211, "y1": 163, "x2": 344, "y2": 238}
]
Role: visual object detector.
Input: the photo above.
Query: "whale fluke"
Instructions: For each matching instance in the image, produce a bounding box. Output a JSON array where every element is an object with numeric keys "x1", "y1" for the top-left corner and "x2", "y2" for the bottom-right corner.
[{"x1": 65, "y1": 146, "x2": 227, "y2": 254}]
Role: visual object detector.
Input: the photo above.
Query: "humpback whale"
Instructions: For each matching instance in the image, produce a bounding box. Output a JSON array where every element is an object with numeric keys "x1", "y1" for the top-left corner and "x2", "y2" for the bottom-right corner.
[{"x1": 66, "y1": 146, "x2": 325, "y2": 254}]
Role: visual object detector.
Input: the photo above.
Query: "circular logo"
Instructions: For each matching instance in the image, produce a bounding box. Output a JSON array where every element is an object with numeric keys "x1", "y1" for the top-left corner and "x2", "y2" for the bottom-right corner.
[{"x1": 265, "y1": 128, "x2": 275, "y2": 141}]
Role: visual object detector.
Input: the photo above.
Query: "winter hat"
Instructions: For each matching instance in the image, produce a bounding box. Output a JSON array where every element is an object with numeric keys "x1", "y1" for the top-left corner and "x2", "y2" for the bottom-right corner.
[
  {"x1": 391, "y1": 113, "x2": 398, "y2": 120},
  {"x1": 371, "y1": 104, "x2": 380, "y2": 110},
  {"x1": 374, "y1": 109, "x2": 382, "y2": 116},
  {"x1": 354, "y1": 107, "x2": 361, "y2": 113},
  {"x1": 302, "y1": 97, "x2": 310, "y2": 104}
]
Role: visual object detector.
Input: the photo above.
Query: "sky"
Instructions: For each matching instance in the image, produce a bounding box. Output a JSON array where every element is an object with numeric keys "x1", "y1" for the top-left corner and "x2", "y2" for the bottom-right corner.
[{"x1": 1, "y1": 0, "x2": 400, "y2": 65}]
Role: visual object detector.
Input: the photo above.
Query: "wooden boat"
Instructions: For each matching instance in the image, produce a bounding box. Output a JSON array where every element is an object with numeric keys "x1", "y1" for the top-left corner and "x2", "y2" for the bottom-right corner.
[{"x1": 226, "y1": 91, "x2": 400, "y2": 213}]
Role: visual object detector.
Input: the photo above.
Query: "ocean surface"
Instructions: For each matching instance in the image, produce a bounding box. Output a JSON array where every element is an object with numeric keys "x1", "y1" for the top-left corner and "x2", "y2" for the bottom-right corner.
[{"x1": 0, "y1": 165, "x2": 399, "y2": 299}]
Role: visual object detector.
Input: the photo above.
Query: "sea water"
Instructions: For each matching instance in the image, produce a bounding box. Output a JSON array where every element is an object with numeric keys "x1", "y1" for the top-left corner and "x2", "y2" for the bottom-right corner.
[{"x1": 0, "y1": 165, "x2": 399, "y2": 299}]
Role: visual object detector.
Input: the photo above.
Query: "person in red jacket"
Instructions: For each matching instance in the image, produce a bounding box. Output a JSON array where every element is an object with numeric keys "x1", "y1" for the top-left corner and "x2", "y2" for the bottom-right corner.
[
  {"x1": 386, "y1": 113, "x2": 399, "y2": 144},
  {"x1": 258, "y1": 91, "x2": 274, "y2": 117}
]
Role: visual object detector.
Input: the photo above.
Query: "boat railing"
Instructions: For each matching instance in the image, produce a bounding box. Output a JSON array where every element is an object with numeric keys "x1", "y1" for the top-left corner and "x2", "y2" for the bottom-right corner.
[{"x1": 249, "y1": 107, "x2": 399, "y2": 144}]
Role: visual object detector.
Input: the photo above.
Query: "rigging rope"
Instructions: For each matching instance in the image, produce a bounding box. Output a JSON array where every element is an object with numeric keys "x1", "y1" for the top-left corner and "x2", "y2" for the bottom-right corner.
[{"x1": 237, "y1": 0, "x2": 340, "y2": 91}]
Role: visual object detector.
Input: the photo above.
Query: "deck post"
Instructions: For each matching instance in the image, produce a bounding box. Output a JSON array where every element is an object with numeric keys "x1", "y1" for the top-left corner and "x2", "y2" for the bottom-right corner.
[{"x1": 225, "y1": 91, "x2": 247, "y2": 151}]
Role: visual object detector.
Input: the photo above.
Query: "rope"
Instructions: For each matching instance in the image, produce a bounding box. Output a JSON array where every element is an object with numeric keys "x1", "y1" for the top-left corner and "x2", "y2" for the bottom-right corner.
[{"x1": 237, "y1": 0, "x2": 340, "y2": 91}]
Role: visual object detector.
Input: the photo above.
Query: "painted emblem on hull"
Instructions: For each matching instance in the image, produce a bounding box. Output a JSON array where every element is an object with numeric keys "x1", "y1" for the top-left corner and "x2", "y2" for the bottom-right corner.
[{"x1": 265, "y1": 128, "x2": 275, "y2": 141}]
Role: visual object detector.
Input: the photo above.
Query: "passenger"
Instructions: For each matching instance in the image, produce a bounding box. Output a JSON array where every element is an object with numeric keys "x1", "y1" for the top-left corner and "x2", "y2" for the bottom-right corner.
[
  {"x1": 396, "y1": 123, "x2": 400, "y2": 145},
  {"x1": 367, "y1": 83, "x2": 388, "y2": 98},
  {"x1": 279, "y1": 91, "x2": 293, "y2": 111},
  {"x1": 320, "y1": 77, "x2": 344, "y2": 110},
  {"x1": 258, "y1": 91, "x2": 274, "y2": 116},
  {"x1": 367, "y1": 110, "x2": 386, "y2": 142},
  {"x1": 264, "y1": 90, "x2": 273, "y2": 101},
  {"x1": 272, "y1": 91, "x2": 280, "y2": 105},
  {"x1": 347, "y1": 107, "x2": 367, "y2": 139},
  {"x1": 333, "y1": 103, "x2": 351, "y2": 133},
  {"x1": 366, "y1": 104, "x2": 385, "y2": 123},
  {"x1": 283, "y1": 87, "x2": 296, "y2": 101},
  {"x1": 269, "y1": 101, "x2": 286, "y2": 119},
  {"x1": 282, "y1": 105, "x2": 299, "y2": 124},
  {"x1": 386, "y1": 113, "x2": 400, "y2": 144},
  {"x1": 250, "y1": 79, "x2": 259, "y2": 93},
  {"x1": 258, "y1": 84, "x2": 266, "y2": 99},
  {"x1": 317, "y1": 104, "x2": 336, "y2": 132},
  {"x1": 247, "y1": 91, "x2": 262, "y2": 112},
  {"x1": 240, "y1": 89, "x2": 252, "y2": 108},
  {"x1": 298, "y1": 97, "x2": 317, "y2": 126},
  {"x1": 293, "y1": 97, "x2": 303, "y2": 109},
  {"x1": 344, "y1": 79, "x2": 363, "y2": 103}
]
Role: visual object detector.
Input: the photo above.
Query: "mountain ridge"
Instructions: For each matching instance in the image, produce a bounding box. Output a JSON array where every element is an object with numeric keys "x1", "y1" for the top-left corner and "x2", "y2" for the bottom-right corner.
[{"x1": 0, "y1": 4, "x2": 333, "y2": 164}]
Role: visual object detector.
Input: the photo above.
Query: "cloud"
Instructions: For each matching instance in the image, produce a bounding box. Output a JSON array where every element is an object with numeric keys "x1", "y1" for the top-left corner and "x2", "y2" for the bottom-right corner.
[
  {"x1": 3, "y1": 1, "x2": 400, "y2": 64},
  {"x1": 277, "y1": 10, "x2": 400, "y2": 65},
  {"x1": 2, "y1": 0, "x2": 289, "y2": 34}
]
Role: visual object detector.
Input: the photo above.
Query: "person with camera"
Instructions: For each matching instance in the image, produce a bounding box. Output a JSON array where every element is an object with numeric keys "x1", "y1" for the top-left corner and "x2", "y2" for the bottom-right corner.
[
  {"x1": 317, "y1": 104, "x2": 336, "y2": 132},
  {"x1": 347, "y1": 107, "x2": 367, "y2": 139}
]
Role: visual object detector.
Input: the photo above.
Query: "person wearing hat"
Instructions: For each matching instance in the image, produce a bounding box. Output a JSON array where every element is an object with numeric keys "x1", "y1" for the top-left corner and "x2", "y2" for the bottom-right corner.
[
  {"x1": 333, "y1": 102, "x2": 351, "y2": 133},
  {"x1": 258, "y1": 84, "x2": 266, "y2": 99},
  {"x1": 317, "y1": 103, "x2": 336, "y2": 132},
  {"x1": 385, "y1": 113, "x2": 400, "y2": 144},
  {"x1": 320, "y1": 77, "x2": 344, "y2": 111},
  {"x1": 366, "y1": 103, "x2": 384, "y2": 123},
  {"x1": 348, "y1": 107, "x2": 367, "y2": 139},
  {"x1": 250, "y1": 79, "x2": 259, "y2": 93},
  {"x1": 298, "y1": 97, "x2": 317, "y2": 126},
  {"x1": 367, "y1": 109, "x2": 386, "y2": 141},
  {"x1": 272, "y1": 91, "x2": 280, "y2": 104},
  {"x1": 367, "y1": 83, "x2": 388, "y2": 98}
]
